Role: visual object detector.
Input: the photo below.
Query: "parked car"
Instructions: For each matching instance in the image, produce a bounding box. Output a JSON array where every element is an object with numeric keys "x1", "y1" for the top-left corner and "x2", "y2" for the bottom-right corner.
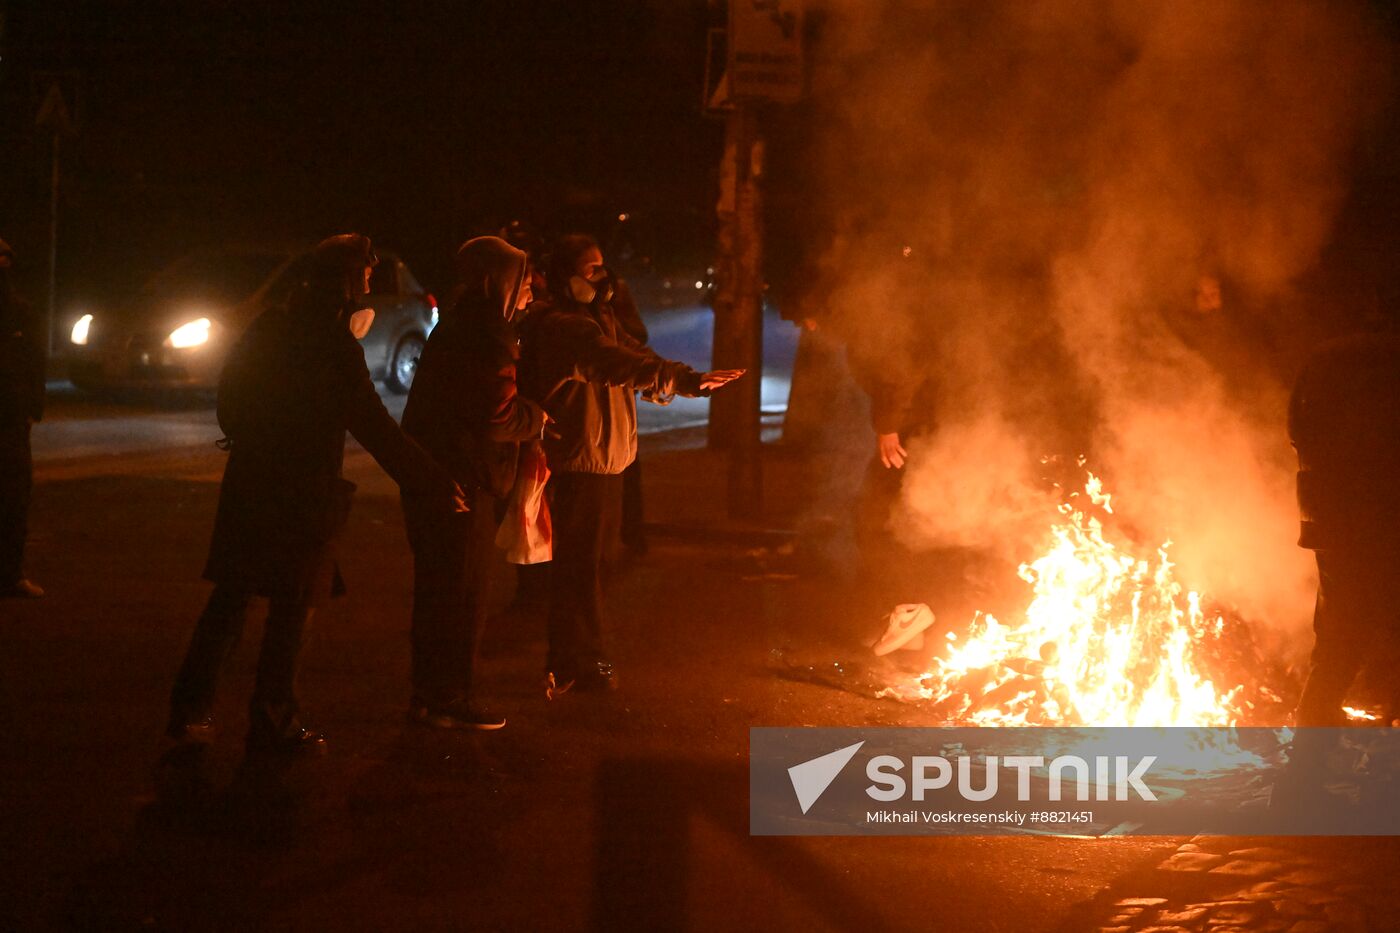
[{"x1": 67, "y1": 244, "x2": 437, "y2": 396}]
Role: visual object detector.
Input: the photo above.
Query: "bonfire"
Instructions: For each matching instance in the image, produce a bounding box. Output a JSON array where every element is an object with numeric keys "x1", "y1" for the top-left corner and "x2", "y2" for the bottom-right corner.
[{"x1": 877, "y1": 463, "x2": 1291, "y2": 727}]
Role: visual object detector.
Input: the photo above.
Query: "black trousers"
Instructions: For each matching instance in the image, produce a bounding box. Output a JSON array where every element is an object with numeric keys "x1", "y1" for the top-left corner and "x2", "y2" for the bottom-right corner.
[
  {"x1": 621, "y1": 456, "x2": 646, "y2": 551},
  {"x1": 169, "y1": 583, "x2": 313, "y2": 740},
  {"x1": 404, "y1": 489, "x2": 498, "y2": 706},
  {"x1": 547, "y1": 471, "x2": 623, "y2": 671},
  {"x1": 1295, "y1": 548, "x2": 1400, "y2": 727},
  {"x1": 0, "y1": 418, "x2": 32, "y2": 586}
]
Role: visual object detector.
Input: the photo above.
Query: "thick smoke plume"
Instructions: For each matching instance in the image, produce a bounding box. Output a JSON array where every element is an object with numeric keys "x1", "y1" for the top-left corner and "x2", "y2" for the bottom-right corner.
[{"x1": 797, "y1": 1, "x2": 1391, "y2": 639}]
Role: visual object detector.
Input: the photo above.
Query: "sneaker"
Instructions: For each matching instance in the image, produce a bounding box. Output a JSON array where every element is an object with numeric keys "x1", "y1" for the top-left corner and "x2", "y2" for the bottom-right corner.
[
  {"x1": 574, "y1": 659, "x2": 617, "y2": 692},
  {"x1": 545, "y1": 660, "x2": 615, "y2": 699},
  {"x1": 246, "y1": 726, "x2": 328, "y2": 758},
  {"x1": 1, "y1": 578, "x2": 44, "y2": 599},
  {"x1": 408, "y1": 699, "x2": 506, "y2": 730},
  {"x1": 544, "y1": 670, "x2": 576, "y2": 701},
  {"x1": 167, "y1": 716, "x2": 217, "y2": 745}
]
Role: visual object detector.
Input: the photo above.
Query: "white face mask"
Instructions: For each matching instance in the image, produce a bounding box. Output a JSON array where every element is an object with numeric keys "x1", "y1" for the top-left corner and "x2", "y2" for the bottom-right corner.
[{"x1": 348, "y1": 307, "x2": 375, "y2": 340}]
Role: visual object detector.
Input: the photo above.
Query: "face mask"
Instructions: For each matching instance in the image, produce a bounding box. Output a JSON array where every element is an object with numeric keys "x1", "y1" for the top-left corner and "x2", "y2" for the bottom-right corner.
[
  {"x1": 570, "y1": 270, "x2": 615, "y2": 305},
  {"x1": 569, "y1": 275, "x2": 597, "y2": 305},
  {"x1": 348, "y1": 307, "x2": 375, "y2": 340}
]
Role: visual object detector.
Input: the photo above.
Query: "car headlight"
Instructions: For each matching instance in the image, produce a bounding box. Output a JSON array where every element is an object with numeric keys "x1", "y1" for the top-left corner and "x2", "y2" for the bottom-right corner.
[
  {"x1": 166, "y1": 317, "x2": 212, "y2": 349},
  {"x1": 70, "y1": 314, "x2": 93, "y2": 346}
]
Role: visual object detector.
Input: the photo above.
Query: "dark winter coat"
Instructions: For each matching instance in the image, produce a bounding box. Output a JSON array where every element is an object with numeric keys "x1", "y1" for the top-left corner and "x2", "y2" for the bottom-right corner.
[
  {"x1": 204, "y1": 301, "x2": 453, "y2": 604},
  {"x1": 0, "y1": 277, "x2": 45, "y2": 425},
  {"x1": 844, "y1": 333, "x2": 937, "y2": 439},
  {"x1": 522, "y1": 295, "x2": 703, "y2": 475},
  {"x1": 1289, "y1": 331, "x2": 1400, "y2": 551},
  {"x1": 402, "y1": 237, "x2": 546, "y2": 499}
]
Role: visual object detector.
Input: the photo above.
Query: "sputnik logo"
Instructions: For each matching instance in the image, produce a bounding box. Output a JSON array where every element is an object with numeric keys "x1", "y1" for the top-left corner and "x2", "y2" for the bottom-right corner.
[{"x1": 788, "y1": 741, "x2": 864, "y2": 814}]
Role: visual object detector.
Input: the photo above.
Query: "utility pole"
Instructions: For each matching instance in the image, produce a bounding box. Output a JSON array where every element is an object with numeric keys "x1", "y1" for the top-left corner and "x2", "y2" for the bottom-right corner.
[
  {"x1": 35, "y1": 77, "x2": 77, "y2": 356},
  {"x1": 710, "y1": 103, "x2": 765, "y2": 518},
  {"x1": 46, "y1": 134, "x2": 59, "y2": 354},
  {"x1": 708, "y1": 1, "x2": 801, "y2": 520}
]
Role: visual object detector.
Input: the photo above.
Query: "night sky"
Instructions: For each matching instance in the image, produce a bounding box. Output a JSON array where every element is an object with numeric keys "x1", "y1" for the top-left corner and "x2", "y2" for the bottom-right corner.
[
  {"x1": 6, "y1": 1, "x2": 1400, "y2": 323},
  {"x1": 2, "y1": 0, "x2": 723, "y2": 304}
]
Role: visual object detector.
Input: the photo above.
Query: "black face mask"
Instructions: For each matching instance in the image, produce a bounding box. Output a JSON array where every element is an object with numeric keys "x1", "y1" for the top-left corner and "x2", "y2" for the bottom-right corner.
[{"x1": 568, "y1": 270, "x2": 614, "y2": 305}]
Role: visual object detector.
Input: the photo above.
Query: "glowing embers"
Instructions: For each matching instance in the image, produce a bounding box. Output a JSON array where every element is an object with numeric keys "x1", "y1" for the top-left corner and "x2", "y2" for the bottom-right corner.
[{"x1": 885, "y1": 469, "x2": 1273, "y2": 727}]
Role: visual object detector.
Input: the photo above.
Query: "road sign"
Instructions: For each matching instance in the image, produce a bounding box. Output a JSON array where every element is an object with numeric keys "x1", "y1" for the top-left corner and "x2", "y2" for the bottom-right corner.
[
  {"x1": 728, "y1": 0, "x2": 804, "y2": 104},
  {"x1": 704, "y1": 28, "x2": 734, "y2": 117},
  {"x1": 34, "y1": 73, "x2": 79, "y2": 137}
]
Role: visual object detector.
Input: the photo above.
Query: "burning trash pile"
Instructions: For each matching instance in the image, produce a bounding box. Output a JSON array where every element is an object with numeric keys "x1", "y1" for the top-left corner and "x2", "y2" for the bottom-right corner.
[{"x1": 874, "y1": 465, "x2": 1293, "y2": 727}]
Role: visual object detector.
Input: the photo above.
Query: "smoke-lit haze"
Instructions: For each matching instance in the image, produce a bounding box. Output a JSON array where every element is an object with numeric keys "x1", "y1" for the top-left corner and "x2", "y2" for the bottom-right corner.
[{"x1": 798, "y1": 0, "x2": 1392, "y2": 639}]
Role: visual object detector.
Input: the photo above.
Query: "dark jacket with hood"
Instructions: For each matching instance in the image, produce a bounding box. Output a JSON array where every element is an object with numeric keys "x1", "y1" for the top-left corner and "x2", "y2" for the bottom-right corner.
[
  {"x1": 522, "y1": 287, "x2": 704, "y2": 476},
  {"x1": 402, "y1": 237, "x2": 547, "y2": 499},
  {"x1": 204, "y1": 273, "x2": 454, "y2": 604},
  {"x1": 0, "y1": 241, "x2": 46, "y2": 425}
]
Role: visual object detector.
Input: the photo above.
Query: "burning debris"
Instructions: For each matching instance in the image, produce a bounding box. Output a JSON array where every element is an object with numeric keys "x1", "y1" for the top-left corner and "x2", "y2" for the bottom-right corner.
[{"x1": 876, "y1": 464, "x2": 1295, "y2": 727}]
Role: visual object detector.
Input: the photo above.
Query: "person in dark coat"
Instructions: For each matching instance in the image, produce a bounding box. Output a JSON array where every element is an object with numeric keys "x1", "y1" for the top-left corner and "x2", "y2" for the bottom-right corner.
[
  {"x1": 0, "y1": 238, "x2": 45, "y2": 599},
  {"x1": 521, "y1": 234, "x2": 743, "y2": 697},
  {"x1": 1289, "y1": 327, "x2": 1400, "y2": 727},
  {"x1": 400, "y1": 236, "x2": 546, "y2": 730},
  {"x1": 167, "y1": 234, "x2": 462, "y2": 756},
  {"x1": 1274, "y1": 325, "x2": 1400, "y2": 806}
]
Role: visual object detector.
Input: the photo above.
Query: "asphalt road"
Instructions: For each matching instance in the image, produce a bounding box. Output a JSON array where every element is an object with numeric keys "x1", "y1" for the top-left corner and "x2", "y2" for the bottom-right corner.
[
  {"x1": 3, "y1": 463, "x2": 1183, "y2": 932},
  {"x1": 8, "y1": 307, "x2": 1347, "y2": 933}
]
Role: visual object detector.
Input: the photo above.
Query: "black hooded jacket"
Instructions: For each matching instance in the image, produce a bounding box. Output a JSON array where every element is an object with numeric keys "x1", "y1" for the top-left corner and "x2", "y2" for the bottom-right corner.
[
  {"x1": 402, "y1": 237, "x2": 547, "y2": 498},
  {"x1": 204, "y1": 289, "x2": 454, "y2": 603},
  {"x1": 1288, "y1": 330, "x2": 1400, "y2": 551},
  {"x1": 0, "y1": 263, "x2": 46, "y2": 424}
]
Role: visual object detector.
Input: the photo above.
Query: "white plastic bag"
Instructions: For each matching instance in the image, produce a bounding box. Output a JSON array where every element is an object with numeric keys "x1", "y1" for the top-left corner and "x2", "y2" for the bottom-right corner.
[{"x1": 495, "y1": 443, "x2": 553, "y2": 564}]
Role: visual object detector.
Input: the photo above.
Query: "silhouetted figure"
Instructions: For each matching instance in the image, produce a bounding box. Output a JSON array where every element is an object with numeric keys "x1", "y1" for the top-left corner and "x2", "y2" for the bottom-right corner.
[
  {"x1": 400, "y1": 237, "x2": 546, "y2": 730},
  {"x1": 834, "y1": 315, "x2": 939, "y2": 606},
  {"x1": 522, "y1": 234, "x2": 743, "y2": 697},
  {"x1": 1290, "y1": 328, "x2": 1400, "y2": 728},
  {"x1": 167, "y1": 234, "x2": 461, "y2": 757},
  {"x1": 0, "y1": 238, "x2": 45, "y2": 599}
]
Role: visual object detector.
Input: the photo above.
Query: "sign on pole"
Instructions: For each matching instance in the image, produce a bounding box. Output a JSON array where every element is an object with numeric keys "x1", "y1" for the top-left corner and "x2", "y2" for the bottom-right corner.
[
  {"x1": 33, "y1": 72, "x2": 80, "y2": 137},
  {"x1": 727, "y1": 0, "x2": 804, "y2": 104},
  {"x1": 36, "y1": 84, "x2": 76, "y2": 137}
]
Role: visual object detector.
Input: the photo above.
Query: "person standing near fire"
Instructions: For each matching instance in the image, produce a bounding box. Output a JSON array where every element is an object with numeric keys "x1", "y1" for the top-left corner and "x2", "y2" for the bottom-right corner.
[
  {"x1": 1288, "y1": 322, "x2": 1400, "y2": 730},
  {"x1": 0, "y1": 238, "x2": 46, "y2": 599},
  {"x1": 400, "y1": 236, "x2": 547, "y2": 730},
  {"x1": 522, "y1": 234, "x2": 743, "y2": 697},
  {"x1": 167, "y1": 234, "x2": 464, "y2": 757}
]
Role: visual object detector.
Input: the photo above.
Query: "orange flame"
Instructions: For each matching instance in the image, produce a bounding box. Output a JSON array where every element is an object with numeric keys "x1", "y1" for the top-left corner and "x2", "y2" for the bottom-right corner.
[{"x1": 902, "y1": 472, "x2": 1246, "y2": 726}]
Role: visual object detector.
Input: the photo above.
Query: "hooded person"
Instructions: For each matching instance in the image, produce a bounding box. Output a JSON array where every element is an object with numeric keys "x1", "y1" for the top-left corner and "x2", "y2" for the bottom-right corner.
[
  {"x1": 520, "y1": 234, "x2": 744, "y2": 697},
  {"x1": 168, "y1": 233, "x2": 464, "y2": 757},
  {"x1": 399, "y1": 235, "x2": 548, "y2": 729},
  {"x1": 0, "y1": 237, "x2": 46, "y2": 598}
]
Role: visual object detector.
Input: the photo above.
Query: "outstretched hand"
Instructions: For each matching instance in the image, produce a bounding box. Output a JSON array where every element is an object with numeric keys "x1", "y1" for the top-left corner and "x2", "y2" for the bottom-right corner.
[
  {"x1": 877, "y1": 432, "x2": 908, "y2": 470},
  {"x1": 699, "y1": 369, "x2": 746, "y2": 391},
  {"x1": 449, "y1": 482, "x2": 471, "y2": 514}
]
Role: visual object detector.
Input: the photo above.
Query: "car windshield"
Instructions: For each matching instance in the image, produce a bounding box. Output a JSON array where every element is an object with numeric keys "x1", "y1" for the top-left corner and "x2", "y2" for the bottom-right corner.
[{"x1": 139, "y1": 251, "x2": 288, "y2": 306}]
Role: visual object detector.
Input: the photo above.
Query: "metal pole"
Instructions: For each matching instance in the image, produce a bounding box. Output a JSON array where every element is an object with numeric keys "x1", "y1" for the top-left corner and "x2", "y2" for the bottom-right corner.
[
  {"x1": 47, "y1": 133, "x2": 59, "y2": 355},
  {"x1": 725, "y1": 104, "x2": 764, "y2": 519},
  {"x1": 709, "y1": 107, "x2": 742, "y2": 451}
]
